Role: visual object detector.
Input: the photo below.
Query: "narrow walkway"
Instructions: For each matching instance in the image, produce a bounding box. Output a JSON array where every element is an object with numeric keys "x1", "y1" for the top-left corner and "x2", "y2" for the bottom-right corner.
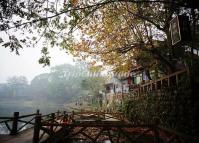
[
  {"x1": 0, "y1": 128, "x2": 33, "y2": 143},
  {"x1": 0, "y1": 112, "x2": 156, "y2": 143},
  {"x1": 1, "y1": 111, "x2": 194, "y2": 143}
]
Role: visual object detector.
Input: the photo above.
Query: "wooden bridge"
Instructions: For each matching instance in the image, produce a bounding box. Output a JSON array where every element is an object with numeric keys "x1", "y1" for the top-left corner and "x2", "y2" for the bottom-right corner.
[{"x1": 0, "y1": 110, "x2": 198, "y2": 143}]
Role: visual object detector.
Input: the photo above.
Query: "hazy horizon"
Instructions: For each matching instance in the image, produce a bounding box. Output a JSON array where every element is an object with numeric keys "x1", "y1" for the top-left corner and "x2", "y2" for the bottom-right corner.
[{"x1": 0, "y1": 46, "x2": 75, "y2": 83}]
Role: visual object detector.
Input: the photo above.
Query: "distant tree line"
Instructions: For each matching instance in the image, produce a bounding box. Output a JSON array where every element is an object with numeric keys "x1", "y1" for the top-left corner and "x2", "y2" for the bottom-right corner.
[{"x1": 0, "y1": 62, "x2": 105, "y2": 104}]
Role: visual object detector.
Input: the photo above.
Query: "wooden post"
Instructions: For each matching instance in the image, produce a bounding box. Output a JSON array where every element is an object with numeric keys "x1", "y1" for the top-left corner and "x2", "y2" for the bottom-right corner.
[
  {"x1": 56, "y1": 110, "x2": 60, "y2": 119},
  {"x1": 36, "y1": 109, "x2": 40, "y2": 115},
  {"x1": 72, "y1": 110, "x2": 74, "y2": 122},
  {"x1": 50, "y1": 113, "x2": 55, "y2": 131},
  {"x1": 33, "y1": 115, "x2": 41, "y2": 143},
  {"x1": 97, "y1": 112, "x2": 100, "y2": 121},
  {"x1": 63, "y1": 112, "x2": 68, "y2": 123},
  {"x1": 63, "y1": 111, "x2": 66, "y2": 121},
  {"x1": 10, "y1": 112, "x2": 19, "y2": 135}
]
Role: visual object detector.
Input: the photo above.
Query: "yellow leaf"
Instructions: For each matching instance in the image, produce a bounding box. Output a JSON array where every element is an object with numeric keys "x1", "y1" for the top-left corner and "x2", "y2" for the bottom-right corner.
[{"x1": 71, "y1": 0, "x2": 78, "y2": 6}]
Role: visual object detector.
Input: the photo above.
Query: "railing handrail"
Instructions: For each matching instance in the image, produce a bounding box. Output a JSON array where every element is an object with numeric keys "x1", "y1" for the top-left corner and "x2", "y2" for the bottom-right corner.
[
  {"x1": 1, "y1": 110, "x2": 197, "y2": 143},
  {"x1": 0, "y1": 110, "x2": 40, "y2": 135},
  {"x1": 129, "y1": 69, "x2": 187, "y2": 92},
  {"x1": 141, "y1": 69, "x2": 187, "y2": 87},
  {"x1": 0, "y1": 113, "x2": 38, "y2": 124},
  {"x1": 0, "y1": 111, "x2": 68, "y2": 121},
  {"x1": 0, "y1": 117, "x2": 13, "y2": 120},
  {"x1": 19, "y1": 113, "x2": 38, "y2": 119},
  {"x1": 0, "y1": 112, "x2": 40, "y2": 120}
]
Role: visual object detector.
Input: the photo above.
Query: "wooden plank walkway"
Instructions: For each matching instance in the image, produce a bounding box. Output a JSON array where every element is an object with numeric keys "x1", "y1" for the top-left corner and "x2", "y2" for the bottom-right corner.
[
  {"x1": 0, "y1": 127, "x2": 60, "y2": 143},
  {"x1": 0, "y1": 113, "x2": 128, "y2": 143},
  {"x1": 1, "y1": 111, "x2": 195, "y2": 143},
  {"x1": 0, "y1": 128, "x2": 34, "y2": 143}
]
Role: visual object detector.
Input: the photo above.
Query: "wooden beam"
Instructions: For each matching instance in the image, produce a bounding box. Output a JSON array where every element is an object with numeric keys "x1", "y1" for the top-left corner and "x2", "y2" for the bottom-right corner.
[
  {"x1": 50, "y1": 113, "x2": 55, "y2": 132},
  {"x1": 40, "y1": 126, "x2": 55, "y2": 136},
  {"x1": 93, "y1": 127, "x2": 105, "y2": 142},
  {"x1": 64, "y1": 127, "x2": 86, "y2": 140},
  {"x1": 80, "y1": 132, "x2": 95, "y2": 142},
  {"x1": 42, "y1": 121, "x2": 151, "y2": 128},
  {"x1": 33, "y1": 115, "x2": 41, "y2": 143}
]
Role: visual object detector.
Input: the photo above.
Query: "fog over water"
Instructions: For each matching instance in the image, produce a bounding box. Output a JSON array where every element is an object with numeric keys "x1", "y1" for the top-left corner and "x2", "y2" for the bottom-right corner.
[
  {"x1": 0, "y1": 46, "x2": 77, "y2": 133},
  {"x1": 0, "y1": 46, "x2": 106, "y2": 136}
]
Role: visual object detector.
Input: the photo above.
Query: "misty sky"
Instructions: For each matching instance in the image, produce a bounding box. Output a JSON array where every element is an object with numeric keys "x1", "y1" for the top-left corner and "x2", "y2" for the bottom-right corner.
[{"x1": 0, "y1": 46, "x2": 74, "y2": 83}]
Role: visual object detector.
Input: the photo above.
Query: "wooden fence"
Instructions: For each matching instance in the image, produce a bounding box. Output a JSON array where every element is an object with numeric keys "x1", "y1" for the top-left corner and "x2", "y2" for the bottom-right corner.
[
  {"x1": 129, "y1": 69, "x2": 188, "y2": 94},
  {"x1": 1, "y1": 110, "x2": 199, "y2": 143},
  {"x1": 0, "y1": 110, "x2": 40, "y2": 135}
]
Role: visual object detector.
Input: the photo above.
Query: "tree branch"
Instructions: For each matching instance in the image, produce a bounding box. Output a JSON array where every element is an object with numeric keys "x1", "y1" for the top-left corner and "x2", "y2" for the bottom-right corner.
[
  {"x1": 1, "y1": 0, "x2": 116, "y2": 31},
  {"x1": 1, "y1": 0, "x2": 184, "y2": 31}
]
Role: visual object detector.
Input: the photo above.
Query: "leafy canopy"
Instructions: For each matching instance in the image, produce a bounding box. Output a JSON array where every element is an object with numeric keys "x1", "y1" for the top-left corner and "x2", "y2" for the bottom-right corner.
[{"x1": 0, "y1": 0, "x2": 189, "y2": 73}]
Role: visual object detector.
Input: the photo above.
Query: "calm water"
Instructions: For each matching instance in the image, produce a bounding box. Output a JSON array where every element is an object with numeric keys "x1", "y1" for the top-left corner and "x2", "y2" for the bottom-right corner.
[{"x1": 0, "y1": 102, "x2": 68, "y2": 134}]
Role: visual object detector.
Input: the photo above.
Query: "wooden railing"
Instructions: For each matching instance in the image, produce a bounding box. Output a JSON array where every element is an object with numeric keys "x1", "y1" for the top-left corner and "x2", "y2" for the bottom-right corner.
[
  {"x1": 0, "y1": 110, "x2": 68, "y2": 135},
  {"x1": 129, "y1": 69, "x2": 188, "y2": 94},
  {"x1": 1, "y1": 110, "x2": 199, "y2": 143},
  {"x1": 32, "y1": 110, "x2": 126, "y2": 143},
  {"x1": 33, "y1": 110, "x2": 70, "y2": 143},
  {"x1": 0, "y1": 110, "x2": 40, "y2": 135},
  {"x1": 72, "y1": 111, "x2": 124, "y2": 121},
  {"x1": 32, "y1": 110, "x2": 199, "y2": 143}
]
